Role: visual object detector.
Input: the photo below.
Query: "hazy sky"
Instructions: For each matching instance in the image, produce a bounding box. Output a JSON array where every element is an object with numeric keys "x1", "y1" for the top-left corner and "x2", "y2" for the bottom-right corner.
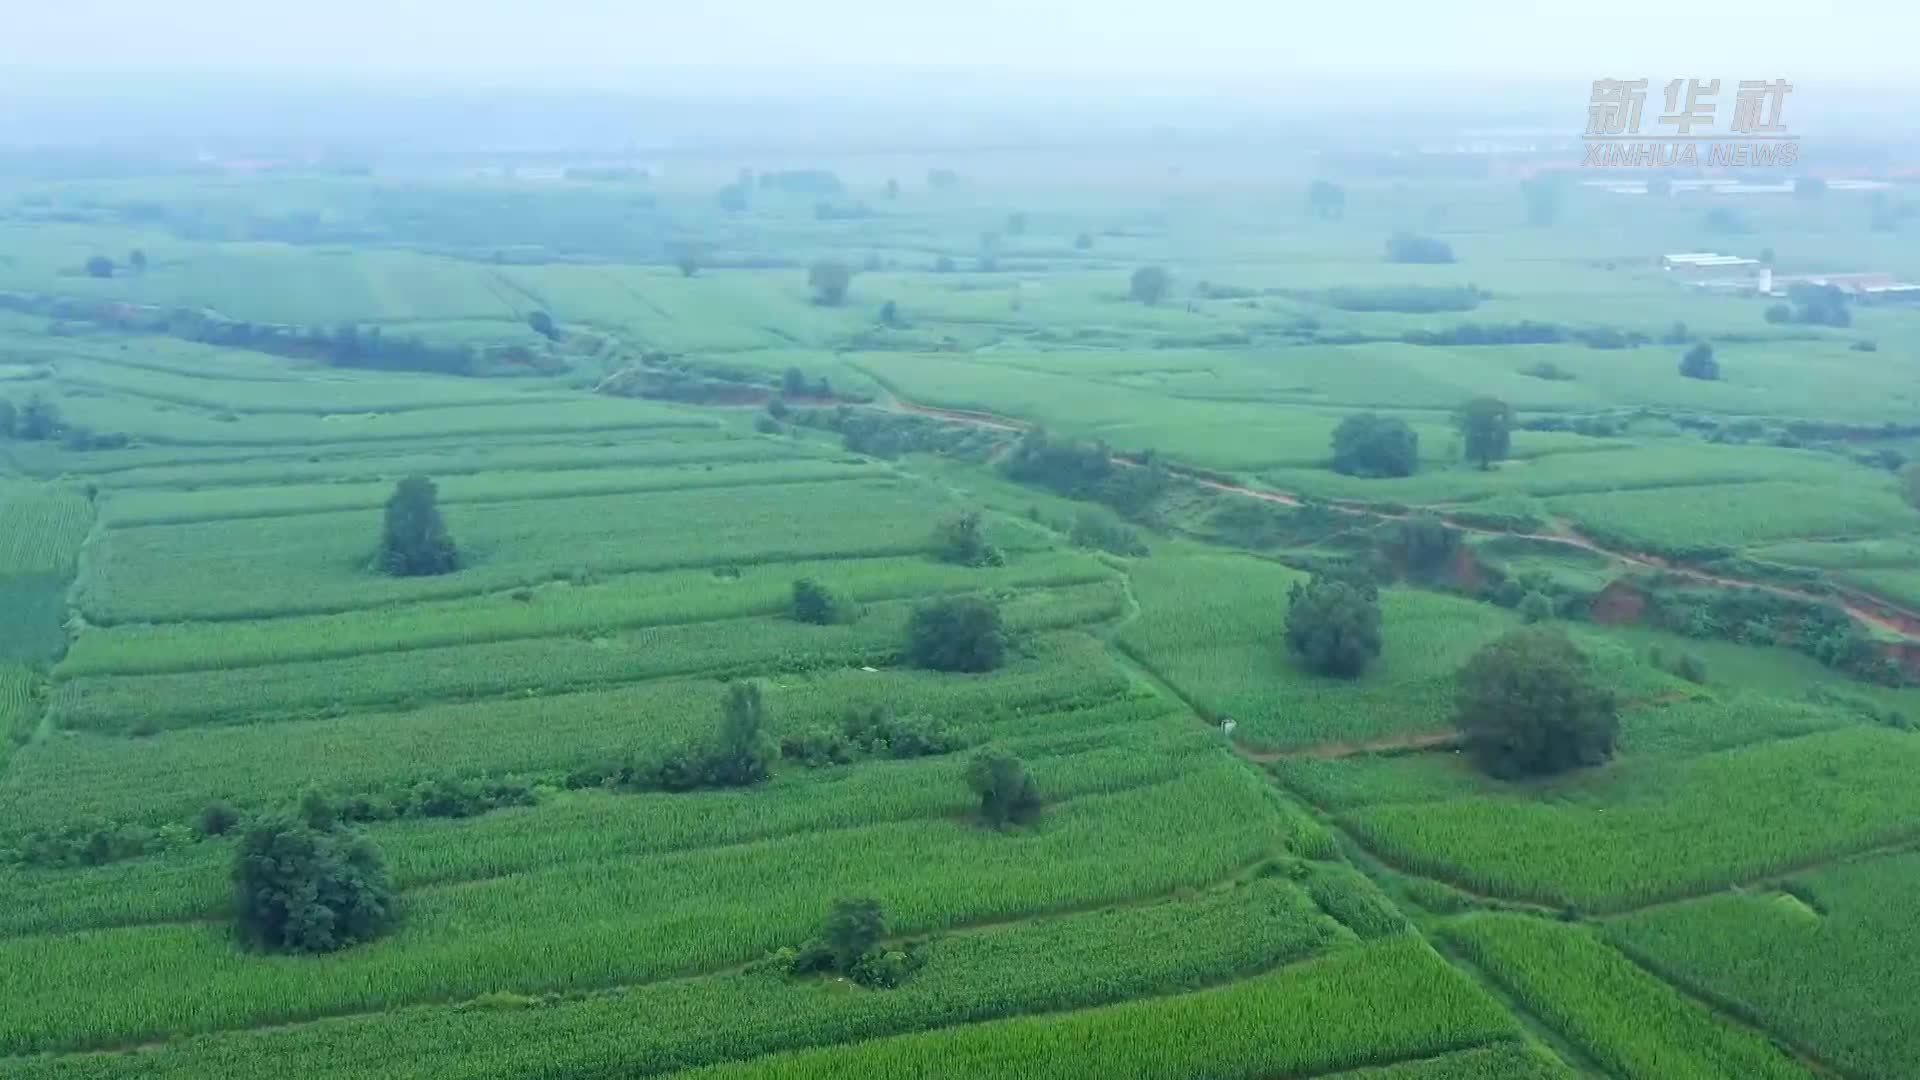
[{"x1": 4, "y1": 0, "x2": 1904, "y2": 90}]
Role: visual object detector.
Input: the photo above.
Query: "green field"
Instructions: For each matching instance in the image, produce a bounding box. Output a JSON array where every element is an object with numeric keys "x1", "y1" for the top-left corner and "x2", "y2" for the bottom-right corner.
[{"x1": 1, "y1": 133, "x2": 1916, "y2": 1079}]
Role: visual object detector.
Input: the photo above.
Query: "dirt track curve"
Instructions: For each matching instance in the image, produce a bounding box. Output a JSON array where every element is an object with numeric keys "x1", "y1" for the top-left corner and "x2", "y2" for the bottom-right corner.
[{"x1": 880, "y1": 394, "x2": 1920, "y2": 644}]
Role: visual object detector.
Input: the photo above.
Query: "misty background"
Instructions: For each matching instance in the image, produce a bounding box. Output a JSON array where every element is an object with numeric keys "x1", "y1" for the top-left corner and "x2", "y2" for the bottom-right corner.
[{"x1": 1, "y1": 1, "x2": 1911, "y2": 161}]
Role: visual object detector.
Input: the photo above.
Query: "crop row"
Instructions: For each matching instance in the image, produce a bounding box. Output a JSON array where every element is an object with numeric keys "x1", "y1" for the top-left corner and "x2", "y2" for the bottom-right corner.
[
  {"x1": 2, "y1": 878, "x2": 1340, "y2": 1080},
  {"x1": 1545, "y1": 479, "x2": 1916, "y2": 555},
  {"x1": 93, "y1": 459, "x2": 887, "y2": 527},
  {"x1": 73, "y1": 478, "x2": 1022, "y2": 623},
  {"x1": 51, "y1": 580, "x2": 1130, "y2": 733},
  {"x1": 1, "y1": 631, "x2": 1139, "y2": 837},
  {"x1": 0, "y1": 666, "x2": 39, "y2": 770},
  {"x1": 679, "y1": 936, "x2": 1519, "y2": 1080},
  {"x1": 1344, "y1": 725, "x2": 1920, "y2": 911},
  {"x1": 0, "y1": 704, "x2": 1204, "y2": 938},
  {"x1": 1443, "y1": 913, "x2": 1810, "y2": 1079},
  {"x1": 0, "y1": 762, "x2": 1290, "y2": 1054},
  {"x1": 31, "y1": 428, "x2": 759, "y2": 484},
  {"x1": 56, "y1": 391, "x2": 713, "y2": 448},
  {"x1": 60, "y1": 550, "x2": 1114, "y2": 677},
  {"x1": 0, "y1": 482, "x2": 93, "y2": 577},
  {"x1": 50, "y1": 355, "x2": 579, "y2": 415},
  {"x1": 1330, "y1": 1044, "x2": 1573, "y2": 1079},
  {"x1": 1609, "y1": 848, "x2": 1920, "y2": 1079},
  {"x1": 1116, "y1": 549, "x2": 1516, "y2": 750}
]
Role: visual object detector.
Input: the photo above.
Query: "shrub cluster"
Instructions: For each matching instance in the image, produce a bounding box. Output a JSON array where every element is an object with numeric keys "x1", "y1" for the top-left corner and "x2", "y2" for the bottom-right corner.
[{"x1": 780, "y1": 706, "x2": 969, "y2": 767}]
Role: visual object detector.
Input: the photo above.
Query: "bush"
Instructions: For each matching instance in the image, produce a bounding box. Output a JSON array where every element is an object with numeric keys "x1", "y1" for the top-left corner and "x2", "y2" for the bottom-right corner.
[
  {"x1": 907, "y1": 596, "x2": 1007, "y2": 673},
  {"x1": 934, "y1": 510, "x2": 1004, "y2": 567},
  {"x1": 967, "y1": 749, "x2": 1042, "y2": 826},
  {"x1": 1321, "y1": 285, "x2": 1482, "y2": 313},
  {"x1": 198, "y1": 800, "x2": 242, "y2": 837},
  {"x1": 791, "y1": 578, "x2": 849, "y2": 624},
  {"x1": 576, "y1": 683, "x2": 777, "y2": 792},
  {"x1": 233, "y1": 816, "x2": 395, "y2": 954},
  {"x1": 1330, "y1": 413, "x2": 1419, "y2": 478},
  {"x1": 1518, "y1": 591, "x2": 1555, "y2": 623},
  {"x1": 781, "y1": 707, "x2": 965, "y2": 767},
  {"x1": 780, "y1": 725, "x2": 856, "y2": 767},
  {"x1": 1399, "y1": 516, "x2": 1461, "y2": 581},
  {"x1": 787, "y1": 898, "x2": 922, "y2": 988},
  {"x1": 1069, "y1": 508, "x2": 1149, "y2": 556},
  {"x1": 808, "y1": 260, "x2": 854, "y2": 305},
  {"x1": 1455, "y1": 627, "x2": 1619, "y2": 777},
  {"x1": 378, "y1": 475, "x2": 458, "y2": 577},
  {"x1": 841, "y1": 705, "x2": 965, "y2": 758},
  {"x1": 1385, "y1": 232, "x2": 1455, "y2": 264},
  {"x1": 1649, "y1": 646, "x2": 1709, "y2": 685},
  {"x1": 1285, "y1": 574, "x2": 1383, "y2": 679},
  {"x1": 1679, "y1": 342, "x2": 1720, "y2": 381},
  {"x1": 1129, "y1": 265, "x2": 1171, "y2": 305}
]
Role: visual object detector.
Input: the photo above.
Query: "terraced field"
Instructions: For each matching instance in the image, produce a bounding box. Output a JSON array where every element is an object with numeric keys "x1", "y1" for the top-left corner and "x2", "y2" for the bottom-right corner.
[{"x1": 3, "y1": 161, "x2": 1919, "y2": 1079}]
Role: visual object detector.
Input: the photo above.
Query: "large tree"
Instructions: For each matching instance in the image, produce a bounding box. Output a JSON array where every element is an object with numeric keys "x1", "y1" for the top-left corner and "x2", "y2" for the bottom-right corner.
[
  {"x1": 1284, "y1": 574, "x2": 1383, "y2": 679},
  {"x1": 1679, "y1": 342, "x2": 1720, "y2": 381},
  {"x1": 791, "y1": 578, "x2": 848, "y2": 624},
  {"x1": 710, "y1": 681, "x2": 777, "y2": 786},
  {"x1": 1331, "y1": 412, "x2": 1419, "y2": 478},
  {"x1": 1454, "y1": 396, "x2": 1513, "y2": 470},
  {"x1": 1521, "y1": 174, "x2": 1564, "y2": 227},
  {"x1": 379, "y1": 475, "x2": 458, "y2": 577},
  {"x1": 1307, "y1": 180, "x2": 1347, "y2": 220},
  {"x1": 1455, "y1": 626, "x2": 1619, "y2": 778},
  {"x1": 233, "y1": 815, "x2": 394, "y2": 953},
  {"x1": 966, "y1": 749, "x2": 1041, "y2": 826},
  {"x1": 907, "y1": 595, "x2": 1006, "y2": 673},
  {"x1": 808, "y1": 260, "x2": 854, "y2": 305},
  {"x1": 1129, "y1": 265, "x2": 1171, "y2": 305},
  {"x1": 935, "y1": 510, "x2": 1004, "y2": 567},
  {"x1": 18, "y1": 395, "x2": 61, "y2": 441}
]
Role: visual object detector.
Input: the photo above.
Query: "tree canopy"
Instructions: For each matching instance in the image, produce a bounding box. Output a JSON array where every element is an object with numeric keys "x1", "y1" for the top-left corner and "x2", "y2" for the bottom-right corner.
[
  {"x1": 791, "y1": 577, "x2": 848, "y2": 624},
  {"x1": 379, "y1": 475, "x2": 459, "y2": 577},
  {"x1": 1385, "y1": 232, "x2": 1455, "y2": 264},
  {"x1": 1307, "y1": 180, "x2": 1346, "y2": 220},
  {"x1": 907, "y1": 595, "x2": 1007, "y2": 673},
  {"x1": 84, "y1": 255, "x2": 115, "y2": 279},
  {"x1": 934, "y1": 510, "x2": 1004, "y2": 568},
  {"x1": 1454, "y1": 626, "x2": 1619, "y2": 778},
  {"x1": 1284, "y1": 573, "x2": 1383, "y2": 679},
  {"x1": 809, "y1": 260, "x2": 854, "y2": 305},
  {"x1": 1331, "y1": 413, "x2": 1419, "y2": 478},
  {"x1": 1679, "y1": 342, "x2": 1720, "y2": 381},
  {"x1": 1129, "y1": 265, "x2": 1171, "y2": 305},
  {"x1": 1454, "y1": 396, "x2": 1513, "y2": 470},
  {"x1": 966, "y1": 749, "x2": 1041, "y2": 826},
  {"x1": 233, "y1": 815, "x2": 395, "y2": 953}
]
